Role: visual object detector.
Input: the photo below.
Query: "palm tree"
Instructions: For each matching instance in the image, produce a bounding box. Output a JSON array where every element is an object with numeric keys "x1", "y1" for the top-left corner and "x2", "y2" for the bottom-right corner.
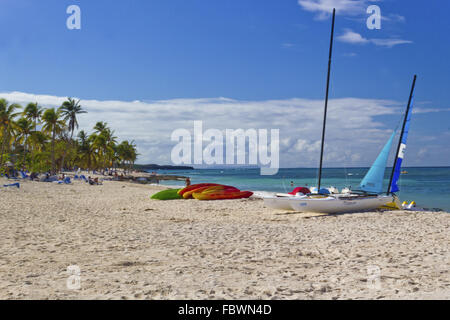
[
  {"x1": 1, "y1": 97, "x2": 138, "y2": 173},
  {"x1": 91, "y1": 122, "x2": 117, "y2": 169},
  {"x1": 23, "y1": 102, "x2": 43, "y2": 165},
  {"x1": 42, "y1": 108, "x2": 65, "y2": 174},
  {"x1": 15, "y1": 118, "x2": 34, "y2": 169},
  {"x1": 61, "y1": 98, "x2": 86, "y2": 140},
  {"x1": 93, "y1": 121, "x2": 108, "y2": 134},
  {"x1": 59, "y1": 98, "x2": 86, "y2": 171},
  {"x1": 78, "y1": 130, "x2": 96, "y2": 170},
  {"x1": 102, "y1": 128, "x2": 117, "y2": 169},
  {"x1": 0, "y1": 99, "x2": 21, "y2": 168},
  {"x1": 23, "y1": 102, "x2": 43, "y2": 131},
  {"x1": 117, "y1": 140, "x2": 138, "y2": 173}
]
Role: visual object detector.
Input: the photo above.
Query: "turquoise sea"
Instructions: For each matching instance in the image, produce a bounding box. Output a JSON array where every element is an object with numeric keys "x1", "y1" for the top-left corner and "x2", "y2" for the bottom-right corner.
[{"x1": 149, "y1": 167, "x2": 450, "y2": 212}]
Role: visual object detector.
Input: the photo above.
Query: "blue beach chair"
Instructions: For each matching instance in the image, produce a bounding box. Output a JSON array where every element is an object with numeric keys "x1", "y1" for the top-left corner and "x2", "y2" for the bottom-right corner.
[
  {"x1": 5, "y1": 173, "x2": 18, "y2": 180},
  {"x1": 3, "y1": 183, "x2": 20, "y2": 189},
  {"x1": 20, "y1": 171, "x2": 29, "y2": 179}
]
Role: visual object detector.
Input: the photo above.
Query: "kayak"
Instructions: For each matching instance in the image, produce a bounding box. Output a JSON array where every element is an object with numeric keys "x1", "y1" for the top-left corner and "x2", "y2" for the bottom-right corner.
[
  {"x1": 151, "y1": 189, "x2": 183, "y2": 200},
  {"x1": 193, "y1": 189, "x2": 253, "y2": 201},
  {"x1": 182, "y1": 185, "x2": 239, "y2": 199},
  {"x1": 178, "y1": 183, "x2": 220, "y2": 197}
]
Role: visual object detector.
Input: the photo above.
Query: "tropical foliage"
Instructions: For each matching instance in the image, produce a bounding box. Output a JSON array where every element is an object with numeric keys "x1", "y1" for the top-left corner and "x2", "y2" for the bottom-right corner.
[{"x1": 0, "y1": 97, "x2": 138, "y2": 174}]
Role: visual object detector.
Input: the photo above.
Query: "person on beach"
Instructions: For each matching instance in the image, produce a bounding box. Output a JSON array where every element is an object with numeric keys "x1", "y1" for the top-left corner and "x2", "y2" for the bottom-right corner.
[{"x1": 186, "y1": 178, "x2": 191, "y2": 187}]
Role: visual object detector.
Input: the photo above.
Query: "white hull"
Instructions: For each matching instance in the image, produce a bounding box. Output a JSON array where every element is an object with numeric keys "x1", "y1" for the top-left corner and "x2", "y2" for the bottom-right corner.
[
  {"x1": 263, "y1": 196, "x2": 296, "y2": 211},
  {"x1": 288, "y1": 194, "x2": 393, "y2": 214}
]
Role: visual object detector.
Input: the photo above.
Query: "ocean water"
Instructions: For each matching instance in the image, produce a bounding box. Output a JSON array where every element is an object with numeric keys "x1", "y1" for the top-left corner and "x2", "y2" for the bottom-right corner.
[{"x1": 149, "y1": 167, "x2": 450, "y2": 212}]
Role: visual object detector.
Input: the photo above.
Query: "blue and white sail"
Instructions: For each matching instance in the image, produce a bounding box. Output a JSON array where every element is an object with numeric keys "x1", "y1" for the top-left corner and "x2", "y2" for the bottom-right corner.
[
  {"x1": 390, "y1": 97, "x2": 414, "y2": 193},
  {"x1": 360, "y1": 130, "x2": 397, "y2": 193}
]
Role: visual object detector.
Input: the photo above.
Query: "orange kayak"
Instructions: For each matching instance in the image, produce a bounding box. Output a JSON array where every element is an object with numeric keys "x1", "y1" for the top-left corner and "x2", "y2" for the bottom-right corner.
[{"x1": 193, "y1": 189, "x2": 253, "y2": 201}]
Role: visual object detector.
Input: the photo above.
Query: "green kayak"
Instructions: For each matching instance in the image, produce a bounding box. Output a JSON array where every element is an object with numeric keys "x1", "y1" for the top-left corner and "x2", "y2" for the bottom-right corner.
[{"x1": 151, "y1": 189, "x2": 183, "y2": 200}]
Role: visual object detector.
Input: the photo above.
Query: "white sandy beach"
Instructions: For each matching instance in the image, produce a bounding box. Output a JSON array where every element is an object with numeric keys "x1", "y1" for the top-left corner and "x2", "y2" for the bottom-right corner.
[{"x1": 0, "y1": 177, "x2": 449, "y2": 300}]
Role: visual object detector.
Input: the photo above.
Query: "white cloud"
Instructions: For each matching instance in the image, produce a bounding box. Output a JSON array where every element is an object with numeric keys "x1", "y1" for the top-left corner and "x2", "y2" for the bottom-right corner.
[
  {"x1": 370, "y1": 38, "x2": 413, "y2": 47},
  {"x1": 337, "y1": 29, "x2": 369, "y2": 44},
  {"x1": 382, "y1": 13, "x2": 406, "y2": 23},
  {"x1": 337, "y1": 29, "x2": 412, "y2": 47},
  {"x1": 298, "y1": 0, "x2": 369, "y2": 19},
  {"x1": 0, "y1": 91, "x2": 440, "y2": 168},
  {"x1": 413, "y1": 107, "x2": 450, "y2": 114}
]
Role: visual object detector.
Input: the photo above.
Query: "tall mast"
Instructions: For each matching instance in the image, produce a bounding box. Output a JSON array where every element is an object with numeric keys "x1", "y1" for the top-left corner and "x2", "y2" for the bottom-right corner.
[
  {"x1": 387, "y1": 75, "x2": 417, "y2": 194},
  {"x1": 317, "y1": 8, "x2": 335, "y2": 191}
]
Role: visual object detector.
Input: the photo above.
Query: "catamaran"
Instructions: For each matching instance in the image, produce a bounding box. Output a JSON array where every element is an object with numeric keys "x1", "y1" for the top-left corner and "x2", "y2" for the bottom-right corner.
[{"x1": 263, "y1": 9, "x2": 417, "y2": 213}]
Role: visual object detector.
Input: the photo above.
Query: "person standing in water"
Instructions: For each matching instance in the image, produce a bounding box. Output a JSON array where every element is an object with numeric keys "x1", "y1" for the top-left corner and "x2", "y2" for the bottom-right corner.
[{"x1": 186, "y1": 178, "x2": 191, "y2": 187}]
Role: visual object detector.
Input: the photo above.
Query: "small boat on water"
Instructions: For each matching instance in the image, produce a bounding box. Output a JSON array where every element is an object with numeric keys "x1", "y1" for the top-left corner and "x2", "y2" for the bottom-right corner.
[{"x1": 263, "y1": 9, "x2": 417, "y2": 214}]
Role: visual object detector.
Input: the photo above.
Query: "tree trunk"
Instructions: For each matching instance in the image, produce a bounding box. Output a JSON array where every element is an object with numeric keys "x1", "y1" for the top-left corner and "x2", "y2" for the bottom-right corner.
[
  {"x1": 22, "y1": 135, "x2": 28, "y2": 170},
  {"x1": 51, "y1": 127, "x2": 56, "y2": 174},
  {"x1": 0, "y1": 126, "x2": 9, "y2": 168},
  {"x1": 60, "y1": 130, "x2": 73, "y2": 173}
]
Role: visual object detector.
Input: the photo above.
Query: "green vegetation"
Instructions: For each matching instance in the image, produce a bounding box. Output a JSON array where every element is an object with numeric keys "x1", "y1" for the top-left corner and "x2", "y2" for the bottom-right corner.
[{"x1": 0, "y1": 97, "x2": 138, "y2": 174}]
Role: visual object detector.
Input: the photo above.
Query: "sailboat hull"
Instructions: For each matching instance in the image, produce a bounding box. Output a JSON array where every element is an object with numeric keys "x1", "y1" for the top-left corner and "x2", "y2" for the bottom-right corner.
[
  {"x1": 263, "y1": 196, "x2": 297, "y2": 211},
  {"x1": 288, "y1": 195, "x2": 393, "y2": 214}
]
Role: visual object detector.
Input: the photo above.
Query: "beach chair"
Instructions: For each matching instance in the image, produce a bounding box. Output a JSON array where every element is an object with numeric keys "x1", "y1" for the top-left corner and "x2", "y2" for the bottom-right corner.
[
  {"x1": 3, "y1": 183, "x2": 20, "y2": 189},
  {"x1": 74, "y1": 175, "x2": 79, "y2": 180},
  {"x1": 80, "y1": 175, "x2": 87, "y2": 182},
  {"x1": 19, "y1": 171, "x2": 29, "y2": 179},
  {"x1": 64, "y1": 177, "x2": 72, "y2": 184},
  {"x1": 5, "y1": 173, "x2": 18, "y2": 180},
  {"x1": 46, "y1": 176, "x2": 58, "y2": 183}
]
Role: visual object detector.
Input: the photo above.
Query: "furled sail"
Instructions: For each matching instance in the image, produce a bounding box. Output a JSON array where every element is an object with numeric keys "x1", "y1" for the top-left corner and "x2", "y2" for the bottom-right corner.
[
  {"x1": 390, "y1": 97, "x2": 414, "y2": 193},
  {"x1": 359, "y1": 131, "x2": 397, "y2": 193}
]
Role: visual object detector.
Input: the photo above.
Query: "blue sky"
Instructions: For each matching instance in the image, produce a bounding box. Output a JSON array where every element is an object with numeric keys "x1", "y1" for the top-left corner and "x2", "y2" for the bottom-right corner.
[{"x1": 0, "y1": 0, "x2": 449, "y2": 167}]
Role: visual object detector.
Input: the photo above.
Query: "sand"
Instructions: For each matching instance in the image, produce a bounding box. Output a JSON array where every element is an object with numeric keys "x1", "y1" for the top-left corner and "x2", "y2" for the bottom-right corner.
[{"x1": 0, "y1": 177, "x2": 449, "y2": 300}]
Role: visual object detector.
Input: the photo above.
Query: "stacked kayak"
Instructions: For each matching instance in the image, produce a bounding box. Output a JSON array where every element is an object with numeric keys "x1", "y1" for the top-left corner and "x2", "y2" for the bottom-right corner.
[
  {"x1": 183, "y1": 184, "x2": 253, "y2": 201},
  {"x1": 193, "y1": 188, "x2": 253, "y2": 200},
  {"x1": 151, "y1": 184, "x2": 253, "y2": 201}
]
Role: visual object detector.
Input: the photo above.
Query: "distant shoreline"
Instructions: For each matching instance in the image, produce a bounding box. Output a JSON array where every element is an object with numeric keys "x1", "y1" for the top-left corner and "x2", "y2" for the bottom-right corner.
[
  {"x1": 134, "y1": 164, "x2": 194, "y2": 171},
  {"x1": 138, "y1": 166, "x2": 450, "y2": 170}
]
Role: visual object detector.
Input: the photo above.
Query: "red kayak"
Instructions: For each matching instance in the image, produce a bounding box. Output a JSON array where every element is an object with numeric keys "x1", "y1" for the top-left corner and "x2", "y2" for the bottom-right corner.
[
  {"x1": 182, "y1": 185, "x2": 239, "y2": 199},
  {"x1": 178, "y1": 183, "x2": 220, "y2": 197}
]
